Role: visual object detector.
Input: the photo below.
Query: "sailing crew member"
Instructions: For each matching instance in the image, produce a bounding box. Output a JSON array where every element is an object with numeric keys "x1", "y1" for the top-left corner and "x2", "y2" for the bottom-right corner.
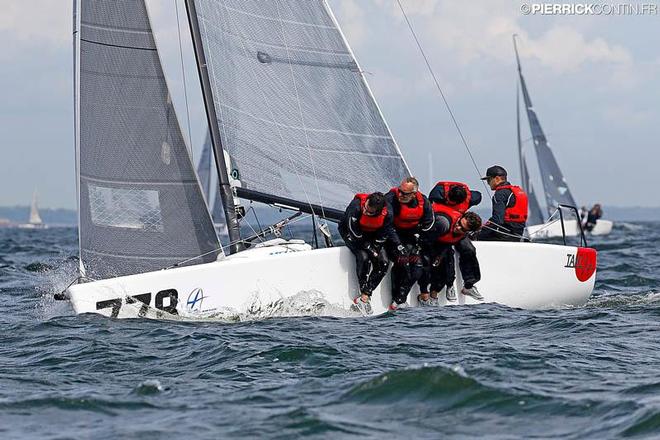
[
  {"x1": 477, "y1": 165, "x2": 528, "y2": 242},
  {"x1": 585, "y1": 204, "x2": 603, "y2": 232},
  {"x1": 421, "y1": 181, "x2": 482, "y2": 303},
  {"x1": 385, "y1": 177, "x2": 434, "y2": 310},
  {"x1": 422, "y1": 209, "x2": 483, "y2": 302},
  {"x1": 339, "y1": 192, "x2": 399, "y2": 315}
]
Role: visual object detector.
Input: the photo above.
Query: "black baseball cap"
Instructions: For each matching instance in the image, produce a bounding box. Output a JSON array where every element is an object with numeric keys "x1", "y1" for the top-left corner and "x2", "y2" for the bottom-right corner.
[{"x1": 480, "y1": 165, "x2": 507, "y2": 180}]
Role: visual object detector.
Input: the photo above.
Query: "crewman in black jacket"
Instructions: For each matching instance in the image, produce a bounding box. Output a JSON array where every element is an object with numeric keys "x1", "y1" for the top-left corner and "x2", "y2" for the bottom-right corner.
[
  {"x1": 477, "y1": 166, "x2": 529, "y2": 242},
  {"x1": 385, "y1": 177, "x2": 434, "y2": 310},
  {"x1": 339, "y1": 192, "x2": 399, "y2": 315}
]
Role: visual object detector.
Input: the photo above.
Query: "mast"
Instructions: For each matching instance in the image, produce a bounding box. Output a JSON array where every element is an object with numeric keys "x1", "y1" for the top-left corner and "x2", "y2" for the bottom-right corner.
[
  {"x1": 73, "y1": 0, "x2": 84, "y2": 274},
  {"x1": 514, "y1": 36, "x2": 524, "y2": 192},
  {"x1": 184, "y1": 0, "x2": 242, "y2": 253}
]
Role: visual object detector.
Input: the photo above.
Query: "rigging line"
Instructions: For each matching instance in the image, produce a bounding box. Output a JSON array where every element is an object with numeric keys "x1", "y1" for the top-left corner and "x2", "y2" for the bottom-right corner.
[
  {"x1": 174, "y1": 0, "x2": 194, "y2": 159},
  {"x1": 394, "y1": 0, "x2": 491, "y2": 197},
  {"x1": 221, "y1": 2, "x2": 319, "y2": 218},
  {"x1": 163, "y1": 213, "x2": 313, "y2": 269},
  {"x1": 273, "y1": 0, "x2": 328, "y2": 221}
]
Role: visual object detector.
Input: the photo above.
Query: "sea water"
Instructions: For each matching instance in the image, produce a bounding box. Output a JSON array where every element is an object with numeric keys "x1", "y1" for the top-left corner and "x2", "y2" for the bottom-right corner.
[{"x1": 0, "y1": 222, "x2": 658, "y2": 438}]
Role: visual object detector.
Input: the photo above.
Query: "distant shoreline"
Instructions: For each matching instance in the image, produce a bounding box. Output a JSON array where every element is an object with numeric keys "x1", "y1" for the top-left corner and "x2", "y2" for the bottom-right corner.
[{"x1": 1, "y1": 205, "x2": 658, "y2": 225}]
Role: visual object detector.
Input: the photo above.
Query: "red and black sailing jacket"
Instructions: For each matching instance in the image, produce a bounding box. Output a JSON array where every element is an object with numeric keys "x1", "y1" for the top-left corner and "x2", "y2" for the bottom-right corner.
[
  {"x1": 389, "y1": 187, "x2": 425, "y2": 230},
  {"x1": 354, "y1": 193, "x2": 388, "y2": 232},
  {"x1": 434, "y1": 181, "x2": 471, "y2": 214},
  {"x1": 497, "y1": 185, "x2": 529, "y2": 223},
  {"x1": 432, "y1": 202, "x2": 465, "y2": 245}
]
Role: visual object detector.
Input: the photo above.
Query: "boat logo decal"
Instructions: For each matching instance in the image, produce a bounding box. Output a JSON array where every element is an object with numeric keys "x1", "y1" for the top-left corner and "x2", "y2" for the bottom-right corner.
[
  {"x1": 186, "y1": 288, "x2": 205, "y2": 312},
  {"x1": 564, "y1": 248, "x2": 597, "y2": 282}
]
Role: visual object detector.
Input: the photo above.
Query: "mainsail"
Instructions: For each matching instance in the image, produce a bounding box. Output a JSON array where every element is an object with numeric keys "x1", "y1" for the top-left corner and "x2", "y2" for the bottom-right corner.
[
  {"x1": 186, "y1": 0, "x2": 410, "y2": 215},
  {"x1": 514, "y1": 38, "x2": 577, "y2": 217},
  {"x1": 196, "y1": 131, "x2": 226, "y2": 225},
  {"x1": 75, "y1": 0, "x2": 221, "y2": 279},
  {"x1": 516, "y1": 86, "x2": 545, "y2": 226}
]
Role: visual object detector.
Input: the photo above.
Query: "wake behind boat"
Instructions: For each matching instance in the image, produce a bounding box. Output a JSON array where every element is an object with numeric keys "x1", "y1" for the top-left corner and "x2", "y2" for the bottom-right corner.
[{"x1": 63, "y1": 0, "x2": 597, "y2": 318}]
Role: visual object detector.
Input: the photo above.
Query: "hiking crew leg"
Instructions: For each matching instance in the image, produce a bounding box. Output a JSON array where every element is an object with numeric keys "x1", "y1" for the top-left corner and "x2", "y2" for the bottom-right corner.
[
  {"x1": 365, "y1": 246, "x2": 389, "y2": 293},
  {"x1": 428, "y1": 245, "x2": 452, "y2": 292},
  {"x1": 443, "y1": 247, "x2": 456, "y2": 289},
  {"x1": 455, "y1": 237, "x2": 481, "y2": 289}
]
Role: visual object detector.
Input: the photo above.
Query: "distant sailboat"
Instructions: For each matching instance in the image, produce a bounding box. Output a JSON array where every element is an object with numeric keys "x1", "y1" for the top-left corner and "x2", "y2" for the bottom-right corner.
[
  {"x1": 19, "y1": 190, "x2": 47, "y2": 229},
  {"x1": 513, "y1": 36, "x2": 613, "y2": 239}
]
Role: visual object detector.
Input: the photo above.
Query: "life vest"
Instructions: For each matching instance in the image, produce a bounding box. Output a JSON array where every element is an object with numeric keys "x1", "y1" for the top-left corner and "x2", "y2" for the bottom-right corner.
[
  {"x1": 432, "y1": 202, "x2": 465, "y2": 245},
  {"x1": 390, "y1": 187, "x2": 425, "y2": 230},
  {"x1": 355, "y1": 193, "x2": 387, "y2": 232},
  {"x1": 497, "y1": 185, "x2": 528, "y2": 223},
  {"x1": 434, "y1": 181, "x2": 471, "y2": 214}
]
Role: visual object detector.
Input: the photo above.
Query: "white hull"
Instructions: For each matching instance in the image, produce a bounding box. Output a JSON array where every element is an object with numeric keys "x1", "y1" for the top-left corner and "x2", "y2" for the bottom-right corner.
[
  {"x1": 526, "y1": 219, "x2": 613, "y2": 239},
  {"x1": 66, "y1": 240, "x2": 597, "y2": 319},
  {"x1": 18, "y1": 223, "x2": 48, "y2": 230}
]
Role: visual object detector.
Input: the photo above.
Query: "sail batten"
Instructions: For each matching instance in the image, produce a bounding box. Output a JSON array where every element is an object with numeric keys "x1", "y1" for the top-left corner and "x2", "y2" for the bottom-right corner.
[
  {"x1": 76, "y1": 0, "x2": 221, "y2": 279},
  {"x1": 190, "y1": 0, "x2": 409, "y2": 214}
]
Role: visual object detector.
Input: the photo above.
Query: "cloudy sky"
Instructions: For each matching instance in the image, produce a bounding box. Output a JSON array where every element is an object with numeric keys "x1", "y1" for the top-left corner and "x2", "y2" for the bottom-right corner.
[{"x1": 0, "y1": 0, "x2": 658, "y2": 209}]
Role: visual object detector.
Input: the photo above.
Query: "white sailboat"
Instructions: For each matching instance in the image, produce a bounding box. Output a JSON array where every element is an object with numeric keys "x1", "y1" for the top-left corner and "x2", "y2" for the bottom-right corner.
[
  {"x1": 64, "y1": 0, "x2": 597, "y2": 318},
  {"x1": 19, "y1": 190, "x2": 47, "y2": 229},
  {"x1": 514, "y1": 36, "x2": 613, "y2": 240}
]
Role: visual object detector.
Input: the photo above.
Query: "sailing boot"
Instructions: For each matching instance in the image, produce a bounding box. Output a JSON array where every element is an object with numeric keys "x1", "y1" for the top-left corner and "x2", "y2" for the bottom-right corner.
[
  {"x1": 461, "y1": 286, "x2": 483, "y2": 301},
  {"x1": 417, "y1": 293, "x2": 433, "y2": 307},
  {"x1": 352, "y1": 295, "x2": 373, "y2": 316},
  {"x1": 446, "y1": 286, "x2": 457, "y2": 302}
]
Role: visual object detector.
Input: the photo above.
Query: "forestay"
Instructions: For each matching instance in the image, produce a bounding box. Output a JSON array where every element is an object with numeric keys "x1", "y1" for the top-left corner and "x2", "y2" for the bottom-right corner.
[
  {"x1": 190, "y1": 0, "x2": 409, "y2": 212},
  {"x1": 76, "y1": 0, "x2": 221, "y2": 279}
]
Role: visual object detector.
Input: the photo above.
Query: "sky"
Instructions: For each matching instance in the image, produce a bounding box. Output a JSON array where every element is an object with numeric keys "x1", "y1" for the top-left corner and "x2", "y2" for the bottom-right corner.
[{"x1": 0, "y1": 0, "x2": 658, "y2": 209}]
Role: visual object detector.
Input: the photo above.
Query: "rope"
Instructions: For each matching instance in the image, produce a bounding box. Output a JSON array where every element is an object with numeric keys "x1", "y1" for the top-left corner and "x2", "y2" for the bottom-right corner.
[
  {"x1": 394, "y1": 0, "x2": 491, "y2": 197},
  {"x1": 163, "y1": 212, "x2": 313, "y2": 270},
  {"x1": 55, "y1": 274, "x2": 97, "y2": 299},
  {"x1": 174, "y1": 0, "x2": 194, "y2": 159}
]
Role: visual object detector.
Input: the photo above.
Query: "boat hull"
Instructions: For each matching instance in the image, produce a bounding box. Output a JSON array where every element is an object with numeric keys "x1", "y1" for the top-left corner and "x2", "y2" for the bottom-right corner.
[
  {"x1": 66, "y1": 240, "x2": 597, "y2": 319},
  {"x1": 527, "y1": 219, "x2": 613, "y2": 239}
]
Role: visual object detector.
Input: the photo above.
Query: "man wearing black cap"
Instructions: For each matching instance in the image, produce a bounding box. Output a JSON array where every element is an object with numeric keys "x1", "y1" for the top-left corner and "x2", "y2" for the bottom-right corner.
[{"x1": 478, "y1": 165, "x2": 529, "y2": 241}]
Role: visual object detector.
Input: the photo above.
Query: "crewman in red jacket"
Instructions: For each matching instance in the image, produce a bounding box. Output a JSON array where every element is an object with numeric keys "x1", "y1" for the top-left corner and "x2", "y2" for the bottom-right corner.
[
  {"x1": 385, "y1": 177, "x2": 434, "y2": 310},
  {"x1": 477, "y1": 166, "x2": 528, "y2": 241},
  {"x1": 339, "y1": 192, "x2": 399, "y2": 315},
  {"x1": 420, "y1": 181, "x2": 482, "y2": 303}
]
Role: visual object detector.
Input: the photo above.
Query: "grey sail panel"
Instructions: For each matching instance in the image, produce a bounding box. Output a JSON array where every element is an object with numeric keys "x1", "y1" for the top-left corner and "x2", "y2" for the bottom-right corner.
[
  {"x1": 211, "y1": 189, "x2": 224, "y2": 224},
  {"x1": 521, "y1": 155, "x2": 545, "y2": 225},
  {"x1": 518, "y1": 67, "x2": 577, "y2": 217},
  {"x1": 517, "y1": 87, "x2": 545, "y2": 226},
  {"x1": 196, "y1": 130, "x2": 226, "y2": 225},
  {"x1": 78, "y1": 0, "x2": 220, "y2": 279},
  {"x1": 197, "y1": 131, "x2": 213, "y2": 201},
  {"x1": 192, "y1": 0, "x2": 409, "y2": 212}
]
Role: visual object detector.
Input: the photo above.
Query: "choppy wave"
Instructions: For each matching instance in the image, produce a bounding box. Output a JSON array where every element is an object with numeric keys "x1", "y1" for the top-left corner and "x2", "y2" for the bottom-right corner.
[{"x1": 1, "y1": 223, "x2": 660, "y2": 438}]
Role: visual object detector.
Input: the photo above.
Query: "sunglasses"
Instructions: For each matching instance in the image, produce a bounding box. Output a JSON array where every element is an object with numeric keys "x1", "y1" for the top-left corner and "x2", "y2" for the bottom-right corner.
[{"x1": 398, "y1": 190, "x2": 416, "y2": 196}]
